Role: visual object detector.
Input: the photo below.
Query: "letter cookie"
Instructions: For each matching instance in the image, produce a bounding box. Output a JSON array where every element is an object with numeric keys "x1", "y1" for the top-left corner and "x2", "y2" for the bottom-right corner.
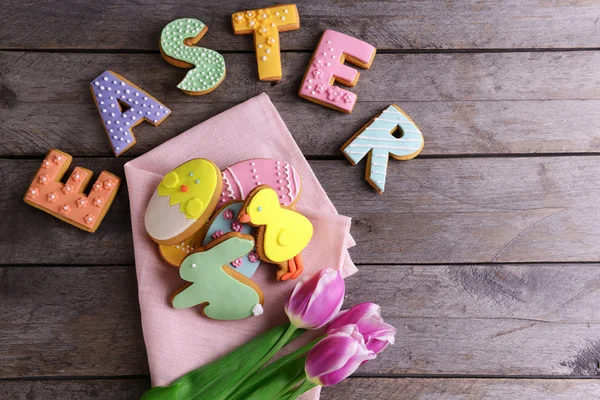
[
  {"x1": 232, "y1": 5, "x2": 300, "y2": 81},
  {"x1": 341, "y1": 104, "x2": 424, "y2": 194},
  {"x1": 144, "y1": 158, "x2": 222, "y2": 245},
  {"x1": 298, "y1": 30, "x2": 376, "y2": 114},
  {"x1": 90, "y1": 70, "x2": 171, "y2": 157},
  {"x1": 24, "y1": 149, "x2": 120, "y2": 232},
  {"x1": 219, "y1": 158, "x2": 301, "y2": 206},
  {"x1": 172, "y1": 233, "x2": 264, "y2": 320},
  {"x1": 160, "y1": 18, "x2": 226, "y2": 95},
  {"x1": 238, "y1": 186, "x2": 313, "y2": 281}
]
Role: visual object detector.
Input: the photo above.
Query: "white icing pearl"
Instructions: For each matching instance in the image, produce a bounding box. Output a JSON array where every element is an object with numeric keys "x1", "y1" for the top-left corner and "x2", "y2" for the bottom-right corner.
[
  {"x1": 327, "y1": 40, "x2": 331, "y2": 44},
  {"x1": 103, "y1": 77, "x2": 108, "y2": 81},
  {"x1": 326, "y1": 62, "x2": 331, "y2": 66},
  {"x1": 258, "y1": 44, "x2": 263, "y2": 48},
  {"x1": 281, "y1": 16, "x2": 285, "y2": 20},
  {"x1": 266, "y1": 48, "x2": 271, "y2": 54},
  {"x1": 311, "y1": 90, "x2": 315, "y2": 95},
  {"x1": 323, "y1": 52, "x2": 327, "y2": 56},
  {"x1": 261, "y1": 56, "x2": 267, "y2": 61},
  {"x1": 330, "y1": 47, "x2": 334, "y2": 51},
  {"x1": 284, "y1": 8, "x2": 288, "y2": 13},
  {"x1": 94, "y1": 82, "x2": 99, "y2": 86}
]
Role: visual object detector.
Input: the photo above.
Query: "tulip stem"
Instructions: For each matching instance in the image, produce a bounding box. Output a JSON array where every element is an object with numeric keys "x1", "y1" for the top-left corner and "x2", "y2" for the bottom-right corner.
[
  {"x1": 278, "y1": 380, "x2": 317, "y2": 400},
  {"x1": 218, "y1": 323, "x2": 298, "y2": 400}
]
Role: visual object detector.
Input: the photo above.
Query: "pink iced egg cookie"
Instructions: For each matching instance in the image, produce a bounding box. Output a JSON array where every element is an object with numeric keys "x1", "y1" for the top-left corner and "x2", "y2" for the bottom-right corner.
[{"x1": 220, "y1": 159, "x2": 301, "y2": 206}]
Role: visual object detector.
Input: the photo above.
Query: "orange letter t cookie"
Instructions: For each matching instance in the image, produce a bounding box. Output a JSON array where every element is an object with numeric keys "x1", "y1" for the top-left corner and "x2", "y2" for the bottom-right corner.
[{"x1": 232, "y1": 4, "x2": 300, "y2": 81}]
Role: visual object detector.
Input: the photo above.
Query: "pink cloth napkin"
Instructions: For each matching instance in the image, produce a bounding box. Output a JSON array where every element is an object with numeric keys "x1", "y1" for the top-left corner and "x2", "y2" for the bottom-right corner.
[{"x1": 124, "y1": 93, "x2": 356, "y2": 399}]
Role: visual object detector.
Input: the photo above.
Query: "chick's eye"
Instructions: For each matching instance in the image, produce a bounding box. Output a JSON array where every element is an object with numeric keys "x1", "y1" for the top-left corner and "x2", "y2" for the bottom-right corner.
[
  {"x1": 188, "y1": 172, "x2": 194, "y2": 177},
  {"x1": 257, "y1": 206, "x2": 263, "y2": 212},
  {"x1": 195, "y1": 179, "x2": 200, "y2": 184}
]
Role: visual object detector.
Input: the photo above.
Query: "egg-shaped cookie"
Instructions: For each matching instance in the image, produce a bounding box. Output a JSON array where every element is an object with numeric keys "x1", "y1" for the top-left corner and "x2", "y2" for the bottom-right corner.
[{"x1": 145, "y1": 158, "x2": 222, "y2": 245}]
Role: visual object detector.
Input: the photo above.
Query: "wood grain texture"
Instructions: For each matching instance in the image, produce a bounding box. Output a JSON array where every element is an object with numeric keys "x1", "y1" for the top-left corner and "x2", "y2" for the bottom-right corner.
[
  {"x1": 2, "y1": 51, "x2": 600, "y2": 157},
  {"x1": 4, "y1": 264, "x2": 600, "y2": 378},
  {"x1": 325, "y1": 378, "x2": 600, "y2": 399},
  {"x1": 2, "y1": 0, "x2": 600, "y2": 51},
  {"x1": 2, "y1": 378, "x2": 600, "y2": 400},
  {"x1": 3, "y1": 156, "x2": 600, "y2": 266}
]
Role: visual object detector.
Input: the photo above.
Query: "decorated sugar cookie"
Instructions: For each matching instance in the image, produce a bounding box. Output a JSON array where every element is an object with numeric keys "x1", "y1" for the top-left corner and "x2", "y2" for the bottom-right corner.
[
  {"x1": 219, "y1": 158, "x2": 301, "y2": 206},
  {"x1": 90, "y1": 70, "x2": 171, "y2": 156},
  {"x1": 23, "y1": 149, "x2": 120, "y2": 232},
  {"x1": 238, "y1": 185, "x2": 313, "y2": 281},
  {"x1": 341, "y1": 104, "x2": 424, "y2": 193},
  {"x1": 171, "y1": 233, "x2": 264, "y2": 320},
  {"x1": 144, "y1": 158, "x2": 222, "y2": 245},
  {"x1": 160, "y1": 18, "x2": 226, "y2": 95},
  {"x1": 232, "y1": 4, "x2": 300, "y2": 81},
  {"x1": 298, "y1": 29, "x2": 376, "y2": 114},
  {"x1": 159, "y1": 202, "x2": 261, "y2": 278}
]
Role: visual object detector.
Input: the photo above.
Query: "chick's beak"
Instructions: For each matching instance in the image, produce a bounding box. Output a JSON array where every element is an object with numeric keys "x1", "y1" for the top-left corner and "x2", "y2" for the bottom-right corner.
[
  {"x1": 239, "y1": 213, "x2": 251, "y2": 223},
  {"x1": 180, "y1": 185, "x2": 189, "y2": 192}
]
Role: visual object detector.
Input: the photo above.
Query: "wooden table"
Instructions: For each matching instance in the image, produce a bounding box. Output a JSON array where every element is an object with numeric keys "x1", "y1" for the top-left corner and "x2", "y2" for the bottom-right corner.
[{"x1": 3, "y1": 1, "x2": 600, "y2": 398}]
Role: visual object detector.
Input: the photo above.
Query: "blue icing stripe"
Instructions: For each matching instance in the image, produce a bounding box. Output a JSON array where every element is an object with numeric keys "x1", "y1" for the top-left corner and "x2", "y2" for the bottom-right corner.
[
  {"x1": 203, "y1": 202, "x2": 260, "y2": 278},
  {"x1": 342, "y1": 105, "x2": 424, "y2": 193}
]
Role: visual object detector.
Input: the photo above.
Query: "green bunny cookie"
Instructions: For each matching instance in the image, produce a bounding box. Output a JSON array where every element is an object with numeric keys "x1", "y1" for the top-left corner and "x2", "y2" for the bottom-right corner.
[{"x1": 172, "y1": 233, "x2": 264, "y2": 320}]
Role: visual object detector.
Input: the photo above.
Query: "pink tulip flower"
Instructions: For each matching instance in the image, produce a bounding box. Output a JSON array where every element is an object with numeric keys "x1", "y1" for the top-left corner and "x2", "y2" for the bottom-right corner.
[
  {"x1": 327, "y1": 302, "x2": 396, "y2": 354},
  {"x1": 305, "y1": 325, "x2": 376, "y2": 386},
  {"x1": 284, "y1": 268, "x2": 345, "y2": 330}
]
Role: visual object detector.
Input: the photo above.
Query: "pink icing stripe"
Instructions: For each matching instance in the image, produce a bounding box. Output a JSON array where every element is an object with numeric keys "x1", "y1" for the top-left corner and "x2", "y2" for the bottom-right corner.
[
  {"x1": 298, "y1": 30, "x2": 376, "y2": 113},
  {"x1": 283, "y1": 162, "x2": 293, "y2": 202}
]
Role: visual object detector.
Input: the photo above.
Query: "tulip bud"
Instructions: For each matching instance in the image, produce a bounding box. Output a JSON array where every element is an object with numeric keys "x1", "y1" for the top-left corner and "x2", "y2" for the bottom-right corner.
[
  {"x1": 305, "y1": 325, "x2": 376, "y2": 386},
  {"x1": 327, "y1": 302, "x2": 396, "y2": 354},
  {"x1": 284, "y1": 268, "x2": 345, "y2": 330}
]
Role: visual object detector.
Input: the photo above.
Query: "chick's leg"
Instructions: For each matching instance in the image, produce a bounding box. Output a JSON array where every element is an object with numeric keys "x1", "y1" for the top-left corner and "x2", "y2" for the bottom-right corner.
[
  {"x1": 280, "y1": 258, "x2": 297, "y2": 281},
  {"x1": 290, "y1": 253, "x2": 304, "y2": 279}
]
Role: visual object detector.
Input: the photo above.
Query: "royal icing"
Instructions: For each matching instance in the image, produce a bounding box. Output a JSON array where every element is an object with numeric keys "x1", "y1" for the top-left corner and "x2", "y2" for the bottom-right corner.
[
  {"x1": 298, "y1": 30, "x2": 376, "y2": 113},
  {"x1": 232, "y1": 5, "x2": 300, "y2": 81},
  {"x1": 219, "y1": 159, "x2": 301, "y2": 206},
  {"x1": 240, "y1": 187, "x2": 313, "y2": 263},
  {"x1": 145, "y1": 159, "x2": 221, "y2": 242},
  {"x1": 160, "y1": 18, "x2": 226, "y2": 94},
  {"x1": 24, "y1": 149, "x2": 120, "y2": 232},
  {"x1": 202, "y1": 202, "x2": 259, "y2": 278},
  {"x1": 342, "y1": 104, "x2": 424, "y2": 193},
  {"x1": 172, "y1": 235, "x2": 262, "y2": 320},
  {"x1": 90, "y1": 70, "x2": 171, "y2": 156}
]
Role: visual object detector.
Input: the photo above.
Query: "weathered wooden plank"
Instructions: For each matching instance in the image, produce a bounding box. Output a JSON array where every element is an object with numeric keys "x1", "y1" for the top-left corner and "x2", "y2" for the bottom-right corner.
[
  {"x1": 0, "y1": 379, "x2": 149, "y2": 400},
  {"x1": 4, "y1": 265, "x2": 600, "y2": 378},
  {"x1": 2, "y1": 378, "x2": 600, "y2": 400},
  {"x1": 2, "y1": 51, "x2": 600, "y2": 157},
  {"x1": 2, "y1": 0, "x2": 600, "y2": 51},
  {"x1": 2, "y1": 157, "x2": 600, "y2": 265},
  {"x1": 326, "y1": 378, "x2": 600, "y2": 399}
]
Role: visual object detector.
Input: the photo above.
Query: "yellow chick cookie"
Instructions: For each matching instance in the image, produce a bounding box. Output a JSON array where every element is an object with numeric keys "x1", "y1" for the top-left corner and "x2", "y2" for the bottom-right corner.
[
  {"x1": 238, "y1": 185, "x2": 313, "y2": 280},
  {"x1": 145, "y1": 158, "x2": 222, "y2": 245}
]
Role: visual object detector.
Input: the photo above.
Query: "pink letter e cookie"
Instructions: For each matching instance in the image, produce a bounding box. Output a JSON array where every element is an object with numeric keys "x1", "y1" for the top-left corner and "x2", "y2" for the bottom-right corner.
[
  {"x1": 24, "y1": 149, "x2": 120, "y2": 232},
  {"x1": 298, "y1": 30, "x2": 376, "y2": 114}
]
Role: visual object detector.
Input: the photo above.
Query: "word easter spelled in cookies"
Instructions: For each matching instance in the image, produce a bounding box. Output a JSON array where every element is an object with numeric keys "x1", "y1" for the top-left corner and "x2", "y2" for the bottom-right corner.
[{"x1": 24, "y1": 149, "x2": 120, "y2": 232}]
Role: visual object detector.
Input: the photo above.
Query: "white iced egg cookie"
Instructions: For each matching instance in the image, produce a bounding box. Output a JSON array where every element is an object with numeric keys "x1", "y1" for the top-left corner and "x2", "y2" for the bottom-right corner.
[{"x1": 144, "y1": 158, "x2": 222, "y2": 245}]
